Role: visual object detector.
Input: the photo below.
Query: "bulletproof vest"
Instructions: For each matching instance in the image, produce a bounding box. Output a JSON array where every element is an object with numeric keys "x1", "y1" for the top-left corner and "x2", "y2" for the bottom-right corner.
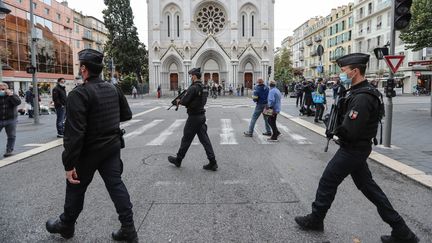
[
  {"x1": 82, "y1": 80, "x2": 120, "y2": 140},
  {"x1": 187, "y1": 81, "x2": 208, "y2": 115}
]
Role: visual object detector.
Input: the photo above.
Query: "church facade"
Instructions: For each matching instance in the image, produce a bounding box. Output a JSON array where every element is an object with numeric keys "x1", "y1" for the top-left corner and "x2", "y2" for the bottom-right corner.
[{"x1": 147, "y1": 0, "x2": 275, "y2": 94}]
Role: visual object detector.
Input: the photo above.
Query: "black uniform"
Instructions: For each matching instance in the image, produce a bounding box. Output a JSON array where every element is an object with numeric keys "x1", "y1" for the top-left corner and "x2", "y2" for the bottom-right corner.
[
  {"x1": 60, "y1": 76, "x2": 134, "y2": 227},
  {"x1": 311, "y1": 80, "x2": 413, "y2": 237},
  {"x1": 176, "y1": 80, "x2": 216, "y2": 162}
]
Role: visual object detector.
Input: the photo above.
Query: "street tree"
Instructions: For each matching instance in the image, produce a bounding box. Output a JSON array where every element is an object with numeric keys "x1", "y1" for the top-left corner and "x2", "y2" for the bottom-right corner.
[
  {"x1": 103, "y1": 0, "x2": 148, "y2": 83},
  {"x1": 274, "y1": 47, "x2": 294, "y2": 85},
  {"x1": 399, "y1": 0, "x2": 432, "y2": 51}
]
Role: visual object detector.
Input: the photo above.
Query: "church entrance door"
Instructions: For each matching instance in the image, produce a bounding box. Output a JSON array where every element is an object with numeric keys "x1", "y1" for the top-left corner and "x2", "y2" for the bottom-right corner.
[
  {"x1": 244, "y1": 72, "x2": 253, "y2": 89},
  {"x1": 170, "y1": 73, "x2": 178, "y2": 90}
]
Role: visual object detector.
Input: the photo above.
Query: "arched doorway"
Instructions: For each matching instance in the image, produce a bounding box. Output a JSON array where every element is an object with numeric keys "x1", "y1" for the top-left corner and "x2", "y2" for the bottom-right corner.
[
  {"x1": 203, "y1": 59, "x2": 219, "y2": 85},
  {"x1": 244, "y1": 62, "x2": 253, "y2": 89},
  {"x1": 169, "y1": 63, "x2": 179, "y2": 90}
]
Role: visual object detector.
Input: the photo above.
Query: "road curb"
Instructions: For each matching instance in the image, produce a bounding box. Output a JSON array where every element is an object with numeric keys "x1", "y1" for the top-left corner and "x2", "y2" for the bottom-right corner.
[{"x1": 279, "y1": 111, "x2": 432, "y2": 189}]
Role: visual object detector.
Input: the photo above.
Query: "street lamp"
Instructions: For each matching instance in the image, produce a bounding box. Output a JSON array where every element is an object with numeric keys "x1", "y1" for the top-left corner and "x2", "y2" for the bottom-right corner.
[{"x1": 0, "y1": 0, "x2": 11, "y2": 20}]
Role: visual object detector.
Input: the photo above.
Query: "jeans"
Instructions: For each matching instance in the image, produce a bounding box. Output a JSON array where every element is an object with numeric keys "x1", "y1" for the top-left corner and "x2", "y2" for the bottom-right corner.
[
  {"x1": 248, "y1": 103, "x2": 271, "y2": 134},
  {"x1": 0, "y1": 119, "x2": 17, "y2": 152},
  {"x1": 55, "y1": 106, "x2": 66, "y2": 135},
  {"x1": 267, "y1": 114, "x2": 280, "y2": 138}
]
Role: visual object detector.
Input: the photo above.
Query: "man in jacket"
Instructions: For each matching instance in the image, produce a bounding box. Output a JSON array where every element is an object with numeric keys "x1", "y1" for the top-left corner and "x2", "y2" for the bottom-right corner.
[
  {"x1": 168, "y1": 67, "x2": 218, "y2": 171},
  {"x1": 46, "y1": 49, "x2": 138, "y2": 243},
  {"x1": 294, "y1": 53, "x2": 419, "y2": 243},
  {"x1": 244, "y1": 78, "x2": 272, "y2": 137},
  {"x1": 0, "y1": 83, "x2": 21, "y2": 157},
  {"x1": 266, "y1": 80, "x2": 282, "y2": 141},
  {"x1": 52, "y1": 78, "x2": 67, "y2": 137}
]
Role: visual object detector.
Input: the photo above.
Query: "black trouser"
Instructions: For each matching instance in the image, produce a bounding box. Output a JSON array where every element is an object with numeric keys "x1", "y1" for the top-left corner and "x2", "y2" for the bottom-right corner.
[
  {"x1": 60, "y1": 148, "x2": 134, "y2": 227},
  {"x1": 311, "y1": 147, "x2": 408, "y2": 231},
  {"x1": 177, "y1": 114, "x2": 215, "y2": 161},
  {"x1": 267, "y1": 114, "x2": 280, "y2": 138},
  {"x1": 314, "y1": 103, "x2": 324, "y2": 121},
  {"x1": 296, "y1": 93, "x2": 303, "y2": 106}
]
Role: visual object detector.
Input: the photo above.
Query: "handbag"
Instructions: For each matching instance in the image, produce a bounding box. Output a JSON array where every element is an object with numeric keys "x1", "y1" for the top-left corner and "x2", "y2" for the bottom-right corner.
[
  {"x1": 262, "y1": 107, "x2": 274, "y2": 116},
  {"x1": 312, "y1": 87, "x2": 325, "y2": 104}
]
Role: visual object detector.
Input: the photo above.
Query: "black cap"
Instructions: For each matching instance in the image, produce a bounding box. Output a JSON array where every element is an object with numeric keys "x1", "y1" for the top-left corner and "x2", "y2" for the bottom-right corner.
[
  {"x1": 336, "y1": 53, "x2": 370, "y2": 67},
  {"x1": 78, "y1": 49, "x2": 104, "y2": 65},
  {"x1": 188, "y1": 67, "x2": 201, "y2": 76}
]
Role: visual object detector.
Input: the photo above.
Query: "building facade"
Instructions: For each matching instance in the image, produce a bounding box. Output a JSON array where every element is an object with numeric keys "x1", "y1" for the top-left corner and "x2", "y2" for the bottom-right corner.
[
  {"x1": 147, "y1": 0, "x2": 275, "y2": 94},
  {"x1": 291, "y1": 18, "x2": 319, "y2": 79},
  {"x1": 303, "y1": 16, "x2": 328, "y2": 79}
]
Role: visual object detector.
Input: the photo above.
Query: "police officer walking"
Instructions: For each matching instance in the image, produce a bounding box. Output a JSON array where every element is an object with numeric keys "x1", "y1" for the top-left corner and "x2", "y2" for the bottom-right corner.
[
  {"x1": 168, "y1": 67, "x2": 218, "y2": 171},
  {"x1": 46, "y1": 49, "x2": 138, "y2": 243},
  {"x1": 294, "y1": 53, "x2": 419, "y2": 243}
]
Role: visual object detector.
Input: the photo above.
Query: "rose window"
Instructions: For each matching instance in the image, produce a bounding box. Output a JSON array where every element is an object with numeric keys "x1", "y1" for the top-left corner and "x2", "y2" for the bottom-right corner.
[{"x1": 195, "y1": 4, "x2": 226, "y2": 34}]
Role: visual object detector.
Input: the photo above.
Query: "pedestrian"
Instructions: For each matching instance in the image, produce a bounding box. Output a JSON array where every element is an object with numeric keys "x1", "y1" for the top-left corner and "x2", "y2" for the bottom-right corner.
[
  {"x1": 52, "y1": 78, "x2": 67, "y2": 138},
  {"x1": 303, "y1": 80, "x2": 314, "y2": 116},
  {"x1": 313, "y1": 78, "x2": 326, "y2": 123},
  {"x1": 168, "y1": 67, "x2": 218, "y2": 171},
  {"x1": 132, "y1": 86, "x2": 137, "y2": 99},
  {"x1": 236, "y1": 85, "x2": 240, "y2": 96},
  {"x1": 332, "y1": 79, "x2": 341, "y2": 99},
  {"x1": 244, "y1": 78, "x2": 272, "y2": 137},
  {"x1": 157, "y1": 84, "x2": 161, "y2": 98},
  {"x1": 241, "y1": 84, "x2": 244, "y2": 96},
  {"x1": 0, "y1": 83, "x2": 21, "y2": 157},
  {"x1": 46, "y1": 49, "x2": 138, "y2": 242},
  {"x1": 266, "y1": 80, "x2": 281, "y2": 141},
  {"x1": 295, "y1": 81, "x2": 304, "y2": 107},
  {"x1": 25, "y1": 85, "x2": 35, "y2": 118},
  {"x1": 284, "y1": 83, "x2": 289, "y2": 98},
  {"x1": 294, "y1": 53, "x2": 419, "y2": 243}
]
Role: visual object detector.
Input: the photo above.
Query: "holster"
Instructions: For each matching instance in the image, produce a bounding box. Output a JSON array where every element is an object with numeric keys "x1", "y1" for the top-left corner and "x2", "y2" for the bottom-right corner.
[{"x1": 119, "y1": 128, "x2": 126, "y2": 148}]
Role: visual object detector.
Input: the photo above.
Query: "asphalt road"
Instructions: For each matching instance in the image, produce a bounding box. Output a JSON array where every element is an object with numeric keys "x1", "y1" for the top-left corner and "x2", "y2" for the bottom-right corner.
[{"x1": 0, "y1": 97, "x2": 431, "y2": 242}]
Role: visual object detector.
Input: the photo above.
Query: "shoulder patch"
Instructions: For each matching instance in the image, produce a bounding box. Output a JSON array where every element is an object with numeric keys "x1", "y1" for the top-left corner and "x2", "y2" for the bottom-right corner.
[{"x1": 349, "y1": 110, "x2": 358, "y2": 120}]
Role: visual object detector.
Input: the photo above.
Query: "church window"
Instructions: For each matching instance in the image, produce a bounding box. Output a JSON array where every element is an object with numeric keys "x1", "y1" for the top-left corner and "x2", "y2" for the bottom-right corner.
[
  {"x1": 167, "y1": 15, "x2": 171, "y2": 37},
  {"x1": 195, "y1": 3, "x2": 226, "y2": 34},
  {"x1": 242, "y1": 15, "x2": 245, "y2": 37},
  {"x1": 251, "y1": 15, "x2": 255, "y2": 37},
  {"x1": 177, "y1": 15, "x2": 180, "y2": 37}
]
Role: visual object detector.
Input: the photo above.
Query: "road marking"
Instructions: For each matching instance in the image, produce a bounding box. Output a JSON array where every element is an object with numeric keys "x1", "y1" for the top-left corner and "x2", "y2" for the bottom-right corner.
[
  {"x1": 278, "y1": 111, "x2": 432, "y2": 189},
  {"x1": 276, "y1": 122, "x2": 311, "y2": 144},
  {"x1": 124, "y1": 119, "x2": 164, "y2": 139},
  {"x1": 243, "y1": 119, "x2": 271, "y2": 144},
  {"x1": 147, "y1": 119, "x2": 186, "y2": 146},
  {"x1": 121, "y1": 119, "x2": 142, "y2": 129},
  {"x1": 0, "y1": 139, "x2": 63, "y2": 168},
  {"x1": 220, "y1": 119, "x2": 238, "y2": 145},
  {"x1": 222, "y1": 179, "x2": 249, "y2": 185},
  {"x1": 23, "y1": 144, "x2": 45, "y2": 147},
  {"x1": 132, "y1": 107, "x2": 160, "y2": 119}
]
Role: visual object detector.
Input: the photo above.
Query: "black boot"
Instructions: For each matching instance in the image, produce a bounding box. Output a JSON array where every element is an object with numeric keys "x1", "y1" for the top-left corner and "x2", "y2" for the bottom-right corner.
[
  {"x1": 381, "y1": 229, "x2": 420, "y2": 243},
  {"x1": 203, "y1": 159, "x2": 218, "y2": 171},
  {"x1": 168, "y1": 156, "x2": 181, "y2": 167},
  {"x1": 112, "y1": 225, "x2": 139, "y2": 243},
  {"x1": 45, "y1": 218, "x2": 75, "y2": 239},
  {"x1": 294, "y1": 214, "x2": 324, "y2": 231}
]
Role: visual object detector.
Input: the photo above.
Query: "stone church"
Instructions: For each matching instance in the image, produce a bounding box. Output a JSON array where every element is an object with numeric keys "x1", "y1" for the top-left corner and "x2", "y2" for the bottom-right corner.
[{"x1": 147, "y1": 0, "x2": 275, "y2": 94}]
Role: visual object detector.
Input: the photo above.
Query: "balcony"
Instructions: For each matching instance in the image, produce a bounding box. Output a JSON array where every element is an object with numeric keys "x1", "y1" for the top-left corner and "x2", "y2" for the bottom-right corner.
[
  {"x1": 299, "y1": 46, "x2": 305, "y2": 51},
  {"x1": 310, "y1": 50, "x2": 318, "y2": 57},
  {"x1": 305, "y1": 39, "x2": 313, "y2": 46},
  {"x1": 314, "y1": 35, "x2": 322, "y2": 42},
  {"x1": 82, "y1": 34, "x2": 94, "y2": 41},
  {"x1": 310, "y1": 62, "x2": 319, "y2": 68},
  {"x1": 299, "y1": 55, "x2": 304, "y2": 61}
]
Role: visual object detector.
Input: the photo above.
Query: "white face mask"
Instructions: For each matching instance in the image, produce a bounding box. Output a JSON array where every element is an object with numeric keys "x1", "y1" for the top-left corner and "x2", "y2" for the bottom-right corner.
[{"x1": 59, "y1": 83, "x2": 66, "y2": 87}]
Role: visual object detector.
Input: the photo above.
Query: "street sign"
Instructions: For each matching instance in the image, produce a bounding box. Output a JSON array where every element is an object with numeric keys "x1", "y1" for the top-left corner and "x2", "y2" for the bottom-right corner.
[
  {"x1": 384, "y1": 55, "x2": 405, "y2": 73},
  {"x1": 408, "y1": 60, "x2": 432, "y2": 66}
]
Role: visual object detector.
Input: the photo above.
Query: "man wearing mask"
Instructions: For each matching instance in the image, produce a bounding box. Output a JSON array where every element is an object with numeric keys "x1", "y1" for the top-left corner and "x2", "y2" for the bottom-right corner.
[
  {"x1": 294, "y1": 53, "x2": 419, "y2": 243},
  {"x1": 52, "y1": 78, "x2": 67, "y2": 138},
  {"x1": 0, "y1": 83, "x2": 21, "y2": 157},
  {"x1": 244, "y1": 78, "x2": 271, "y2": 137},
  {"x1": 168, "y1": 68, "x2": 218, "y2": 171},
  {"x1": 46, "y1": 49, "x2": 138, "y2": 242}
]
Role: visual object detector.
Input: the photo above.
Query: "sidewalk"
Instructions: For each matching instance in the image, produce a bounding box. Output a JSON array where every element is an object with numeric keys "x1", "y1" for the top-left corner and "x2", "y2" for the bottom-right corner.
[{"x1": 281, "y1": 93, "x2": 432, "y2": 175}]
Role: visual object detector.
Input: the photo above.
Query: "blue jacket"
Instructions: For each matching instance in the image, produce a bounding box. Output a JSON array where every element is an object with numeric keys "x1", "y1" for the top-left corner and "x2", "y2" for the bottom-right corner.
[
  {"x1": 252, "y1": 84, "x2": 269, "y2": 105},
  {"x1": 268, "y1": 87, "x2": 282, "y2": 113}
]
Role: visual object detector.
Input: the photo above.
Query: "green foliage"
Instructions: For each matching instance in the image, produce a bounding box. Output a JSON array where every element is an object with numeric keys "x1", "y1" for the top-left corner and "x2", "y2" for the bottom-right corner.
[
  {"x1": 119, "y1": 74, "x2": 138, "y2": 94},
  {"x1": 103, "y1": 0, "x2": 148, "y2": 81},
  {"x1": 274, "y1": 47, "x2": 294, "y2": 84},
  {"x1": 399, "y1": 0, "x2": 432, "y2": 51}
]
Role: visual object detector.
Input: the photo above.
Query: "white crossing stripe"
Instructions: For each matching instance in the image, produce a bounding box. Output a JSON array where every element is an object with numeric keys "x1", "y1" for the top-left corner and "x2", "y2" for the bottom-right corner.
[
  {"x1": 147, "y1": 119, "x2": 186, "y2": 146},
  {"x1": 277, "y1": 122, "x2": 311, "y2": 144},
  {"x1": 121, "y1": 119, "x2": 141, "y2": 129},
  {"x1": 124, "y1": 119, "x2": 164, "y2": 139},
  {"x1": 243, "y1": 119, "x2": 271, "y2": 144},
  {"x1": 220, "y1": 119, "x2": 238, "y2": 145}
]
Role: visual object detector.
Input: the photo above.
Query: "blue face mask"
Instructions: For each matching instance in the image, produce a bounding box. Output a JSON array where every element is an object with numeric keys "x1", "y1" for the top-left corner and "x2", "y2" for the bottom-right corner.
[
  {"x1": 339, "y1": 73, "x2": 352, "y2": 85},
  {"x1": 0, "y1": 91, "x2": 5, "y2": 97}
]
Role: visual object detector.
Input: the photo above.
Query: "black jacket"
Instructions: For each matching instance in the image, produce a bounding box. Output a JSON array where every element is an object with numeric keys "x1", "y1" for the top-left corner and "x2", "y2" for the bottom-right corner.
[
  {"x1": 180, "y1": 80, "x2": 208, "y2": 115},
  {"x1": 0, "y1": 94, "x2": 21, "y2": 120},
  {"x1": 336, "y1": 80, "x2": 381, "y2": 148},
  {"x1": 62, "y1": 77, "x2": 132, "y2": 171},
  {"x1": 52, "y1": 84, "x2": 67, "y2": 108}
]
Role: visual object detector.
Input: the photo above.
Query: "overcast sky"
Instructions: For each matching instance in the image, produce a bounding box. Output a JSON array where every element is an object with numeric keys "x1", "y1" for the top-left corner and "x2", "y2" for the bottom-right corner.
[{"x1": 66, "y1": 0, "x2": 352, "y2": 48}]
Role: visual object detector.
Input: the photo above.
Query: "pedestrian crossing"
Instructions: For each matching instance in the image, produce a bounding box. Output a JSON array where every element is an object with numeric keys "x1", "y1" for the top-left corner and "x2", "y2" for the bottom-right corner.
[{"x1": 121, "y1": 118, "x2": 313, "y2": 146}]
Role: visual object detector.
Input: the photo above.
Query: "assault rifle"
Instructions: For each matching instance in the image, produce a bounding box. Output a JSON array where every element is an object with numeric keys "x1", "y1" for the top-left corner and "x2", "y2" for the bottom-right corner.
[
  {"x1": 323, "y1": 85, "x2": 346, "y2": 152},
  {"x1": 167, "y1": 90, "x2": 187, "y2": 111}
]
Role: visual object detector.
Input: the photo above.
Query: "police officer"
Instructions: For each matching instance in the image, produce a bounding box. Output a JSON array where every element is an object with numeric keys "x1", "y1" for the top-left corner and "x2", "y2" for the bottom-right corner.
[
  {"x1": 46, "y1": 49, "x2": 138, "y2": 243},
  {"x1": 294, "y1": 53, "x2": 419, "y2": 243},
  {"x1": 168, "y1": 67, "x2": 218, "y2": 171}
]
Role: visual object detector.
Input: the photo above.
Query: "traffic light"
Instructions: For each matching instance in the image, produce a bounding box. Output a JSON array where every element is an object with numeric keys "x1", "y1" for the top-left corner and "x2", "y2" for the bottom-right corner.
[
  {"x1": 385, "y1": 78, "x2": 396, "y2": 98},
  {"x1": 394, "y1": 0, "x2": 412, "y2": 30}
]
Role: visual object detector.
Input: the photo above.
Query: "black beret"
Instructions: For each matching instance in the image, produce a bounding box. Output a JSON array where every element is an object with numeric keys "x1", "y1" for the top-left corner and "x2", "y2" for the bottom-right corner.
[
  {"x1": 188, "y1": 67, "x2": 201, "y2": 76},
  {"x1": 336, "y1": 53, "x2": 370, "y2": 67},
  {"x1": 78, "y1": 49, "x2": 104, "y2": 65}
]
